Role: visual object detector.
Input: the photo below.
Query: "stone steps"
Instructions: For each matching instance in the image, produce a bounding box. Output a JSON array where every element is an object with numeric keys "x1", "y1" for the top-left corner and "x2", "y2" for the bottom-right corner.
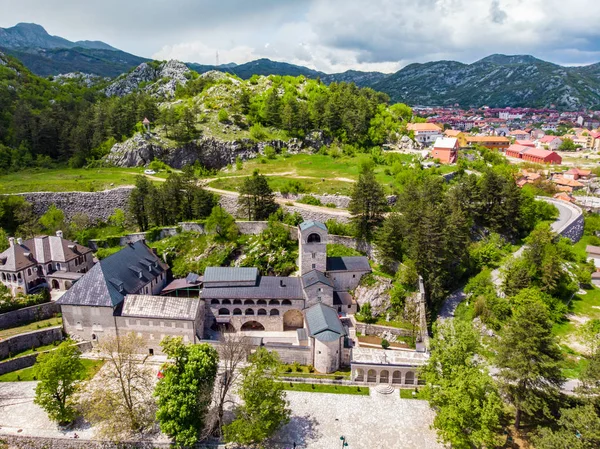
[{"x1": 375, "y1": 384, "x2": 395, "y2": 395}]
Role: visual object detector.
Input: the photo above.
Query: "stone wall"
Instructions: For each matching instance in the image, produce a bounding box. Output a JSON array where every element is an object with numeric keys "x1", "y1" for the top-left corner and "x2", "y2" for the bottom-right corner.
[
  {"x1": 0, "y1": 435, "x2": 212, "y2": 449},
  {"x1": 0, "y1": 326, "x2": 63, "y2": 360},
  {"x1": 0, "y1": 302, "x2": 59, "y2": 330},
  {"x1": 13, "y1": 187, "x2": 133, "y2": 223},
  {"x1": 354, "y1": 322, "x2": 412, "y2": 338},
  {"x1": 264, "y1": 342, "x2": 312, "y2": 365}
]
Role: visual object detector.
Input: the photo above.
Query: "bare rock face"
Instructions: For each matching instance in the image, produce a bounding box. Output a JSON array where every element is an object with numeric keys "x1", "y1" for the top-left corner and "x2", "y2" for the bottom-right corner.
[
  {"x1": 104, "y1": 60, "x2": 190, "y2": 98},
  {"x1": 354, "y1": 276, "x2": 393, "y2": 316},
  {"x1": 0, "y1": 51, "x2": 6, "y2": 66}
]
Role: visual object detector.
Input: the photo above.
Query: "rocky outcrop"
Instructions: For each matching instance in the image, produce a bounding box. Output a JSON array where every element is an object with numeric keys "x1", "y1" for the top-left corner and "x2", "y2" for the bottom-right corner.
[
  {"x1": 354, "y1": 276, "x2": 393, "y2": 315},
  {"x1": 53, "y1": 72, "x2": 106, "y2": 87},
  {"x1": 105, "y1": 131, "x2": 332, "y2": 169},
  {"x1": 105, "y1": 60, "x2": 190, "y2": 98},
  {"x1": 0, "y1": 50, "x2": 6, "y2": 66}
]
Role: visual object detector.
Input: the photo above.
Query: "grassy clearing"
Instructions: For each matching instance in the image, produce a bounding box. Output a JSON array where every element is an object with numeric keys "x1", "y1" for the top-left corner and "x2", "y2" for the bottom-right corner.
[
  {"x1": 400, "y1": 388, "x2": 427, "y2": 400},
  {"x1": 0, "y1": 359, "x2": 105, "y2": 382},
  {"x1": 1, "y1": 342, "x2": 58, "y2": 361},
  {"x1": 208, "y1": 175, "x2": 355, "y2": 196},
  {"x1": 0, "y1": 167, "x2": 156, "y2": 194},
  {"x1": 0, "y1": 317, "x2": 62, "y2": 339},
  {"x1": 278, "y1": 382, "x2": 369, "y2": 395},
  {"x1": 279, "y1": 364, "x2": 350, "y2": 380},
  {"x1": 553, "y1": 287, "x2": 600, "y2": 340}
]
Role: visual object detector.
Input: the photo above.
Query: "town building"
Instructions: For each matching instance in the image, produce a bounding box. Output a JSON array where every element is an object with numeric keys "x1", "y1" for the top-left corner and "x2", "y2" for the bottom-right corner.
[
  {"x1": 537, "y1": 136, "x2": 563, "y2": 151},
  {"x1": 563, "y1": 168, "x2": 591, "y2": 181},
  {"x1": 465, "y1": 135, "x2": 510, "y2": 151},
  {"x1": 407, "y1": 123, "x2": 443, "y2": 146},
  {"x1": 57, "y1": 241, "x2": 169, "y2": 343},
  {"x1": 444, "y1": 129, "x2": 467, "y2": 146},
  {"x1": 431, "y1": 137, "x2": 459, "y2": 164},
  {"x1": 515, "y1": 139, "x2": 536, "y2": 148},
  {"x1": 0, "y1": 231, "x2": 93, "y2": 295},
  {"x1": 506, "y1": 145, "x2": 562, "y2": 164}
]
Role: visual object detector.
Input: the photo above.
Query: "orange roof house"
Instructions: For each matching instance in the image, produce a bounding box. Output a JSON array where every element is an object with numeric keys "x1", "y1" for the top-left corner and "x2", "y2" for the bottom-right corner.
[
  {"x1": 515, "y1": 140, "x2": 536, "y2": 147},
  {"x1": 465, "y1": 136, "x2": 510, "y2": 150},
  {"x1": 444, "y1": 129, "x2": 467, "y2": 146},
  {"x1": 431, "y1": 137, "x2": 459, "y2": 164},
  {"x1": 553, "y1": 177, "x2": 585, "y2": 190},
  {"x1": 563, "y1": 168, "x2": 591, "y2": 180}
]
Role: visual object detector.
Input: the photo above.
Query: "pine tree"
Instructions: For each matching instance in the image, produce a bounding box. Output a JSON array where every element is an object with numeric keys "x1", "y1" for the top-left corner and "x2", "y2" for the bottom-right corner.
[
  {"x1": 495, "y1": 296, "x2": 564, "y2": 428},
  {"x1": 237, "y1": 170, "x2": 278, "y2": 220},
  {"x1": 348, "y1": 161, "x2": 387, "y2": 241}
]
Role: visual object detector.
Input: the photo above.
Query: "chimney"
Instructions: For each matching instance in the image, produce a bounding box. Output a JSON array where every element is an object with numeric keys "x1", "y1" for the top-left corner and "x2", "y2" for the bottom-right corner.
[
  {"x1": 17, "y1": 237, "x2": 22, "y2": 246},
  {"x1": 8, "y1": 237, "x2": 14, "y2": 247},
  {"x1": 56, "y1": 230, "x2": 63, "y2": 238}
]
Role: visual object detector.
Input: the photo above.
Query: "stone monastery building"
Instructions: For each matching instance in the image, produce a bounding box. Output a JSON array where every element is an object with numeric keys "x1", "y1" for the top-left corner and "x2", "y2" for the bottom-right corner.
[{"x1": 56, "y1": 221, "x2": 427, "y2": 381}]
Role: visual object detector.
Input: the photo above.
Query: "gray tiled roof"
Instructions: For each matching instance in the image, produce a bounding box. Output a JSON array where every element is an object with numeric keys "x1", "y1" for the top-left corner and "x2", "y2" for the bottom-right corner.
[
  {"x1": 305, "y1": 303, "x2": 346, "y2": 342},
  {"x1": 301, "y1": 270, "x2": 333, "y2": 288},
  {"x1": 58, "y1": 241, "x2": 167, "y2": 308},
  {"x1": 204, "y1": 267, "x2": 258, "y2": 284},
  {"x1": 299, "y1": 221, "x2": 327, "y2": 232},
  {"x1": 121, "y1": 295, "x2": 200, "y2": 320},
  {"x1": 0, "y1": 244, "x2": 36, "y2": 272},
  {"x1": 326, "y1": 256, "x2": 371, "y2": 272},
  {"x1": 201, "y1": 276, "x2": 303, "y2": 300},
  {"x1": 333, "y1": 291, "x2": 353, "y2": 305}
]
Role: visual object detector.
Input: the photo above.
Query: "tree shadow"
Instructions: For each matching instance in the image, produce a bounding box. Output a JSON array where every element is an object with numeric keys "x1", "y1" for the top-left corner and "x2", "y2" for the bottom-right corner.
[{"x1": 265, "y1": 414, "x2": 320, "y2": 449}]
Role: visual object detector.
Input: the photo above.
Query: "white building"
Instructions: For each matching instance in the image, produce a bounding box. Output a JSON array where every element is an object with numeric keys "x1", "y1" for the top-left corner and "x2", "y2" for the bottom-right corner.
[{"x1": 407, "y1": 123, "x2": 443, "y2": 146}]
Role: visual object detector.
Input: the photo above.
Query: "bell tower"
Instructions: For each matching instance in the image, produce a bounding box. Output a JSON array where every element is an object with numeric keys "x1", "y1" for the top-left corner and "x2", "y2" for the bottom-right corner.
[{"x1": 298, "y1": 221, "x2": 328, "y2": 275}]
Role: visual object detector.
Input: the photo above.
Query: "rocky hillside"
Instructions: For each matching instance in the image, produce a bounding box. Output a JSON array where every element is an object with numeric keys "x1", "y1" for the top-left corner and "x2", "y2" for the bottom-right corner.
[
  {"x1": 105, "y1": 60, "x2": 191, "y2": 97},
  {"x1": 371, "y1": 54, "x2": 600, "y2": 110}
]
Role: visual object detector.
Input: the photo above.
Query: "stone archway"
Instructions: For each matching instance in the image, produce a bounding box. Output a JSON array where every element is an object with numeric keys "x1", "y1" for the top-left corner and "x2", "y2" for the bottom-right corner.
[
  {"x1": 283, "y1": 309, "x2": 304, "y2": 330},
  {"x1": 51, "y1": 279, "x2": 60, "y2": 290},
  {"x1": 241, "y1": 321, "x2": 266, "y2": 331},
  {"x1": 367, "y1": 369, "x2": 377, "y2": 383},
  {"x1": 392, "y1": 371, "x2": 402, "y2": 385},
  {"x1": 380, "y1": 370, "x2": 389, "y2": 384},
  {"x1": 405, "y1": 371, "x2": 415, "y2": 385}
]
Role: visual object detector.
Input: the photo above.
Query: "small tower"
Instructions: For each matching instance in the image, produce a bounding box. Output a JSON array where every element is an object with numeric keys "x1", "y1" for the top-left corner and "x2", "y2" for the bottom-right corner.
[
  {"x1": 298, "y1": 221, "x2": 328, "y2": 275},
  {"x1": 143, "y1": 117, "x2": 151, "y2": 133}
]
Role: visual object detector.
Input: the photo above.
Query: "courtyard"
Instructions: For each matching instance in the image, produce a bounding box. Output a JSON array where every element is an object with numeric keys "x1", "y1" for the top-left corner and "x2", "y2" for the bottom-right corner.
[{"x1": 0, "y1": 380, "x2": 441, "y2": 449}]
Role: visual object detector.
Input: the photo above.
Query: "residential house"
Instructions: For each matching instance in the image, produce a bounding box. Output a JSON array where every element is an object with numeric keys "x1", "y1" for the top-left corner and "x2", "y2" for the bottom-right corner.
[
  {"x1": 563, "y1": 168, "x2": 591, "y2": 181},
  {"x1": 431, "y1": 137, "x2": 459, "y2": 164},
  {"x1": 407, "y1": 123, "x2": 443, "y2": 146},
  {"x1": 510, "y1": 130, "x2": 530, "y2": 139},
  {"x1": 0, "y1": 231, "x2": 94, "y2": 295},
  {"x1": 538, "y1": 136, "x2": 563, "y2": 151},
  {"x1": 515, "y1": 140, "x2": 536, "y2": 148},
  {"x1": 444, "y1": 129, "x2": 467, "y2": 146},
  {"x1": 552, "y1": 177, "x2": 584, "y2": 192}
]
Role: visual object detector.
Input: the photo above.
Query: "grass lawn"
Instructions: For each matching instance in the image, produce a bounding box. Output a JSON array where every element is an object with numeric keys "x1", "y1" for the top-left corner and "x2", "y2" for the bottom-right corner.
[
  {"x1": 0, "y1": 358, "x2": 105, "y2": 382},
  {"x1": 0, "y1": 167, "x2": 157, "y2": 194},
  {"x1": 553, "y1": 287, "x2": 600, "y2": 340},
  {"x1": 278, "y1": 382, "x2": 369, "y2": 395},
  {"x1": 279, "y1": 364, "x2": 351, "y2": 380},
  {"x1": 0, "y1": 342, "x2": 58, "y2": 361},
  {"x1": 0, "y1": 317, "x2": 62, "y2": 339},
  {"x1": 208, "y1": 175, "x2": 355, "y2": 196},
  {"x1": 400, "y1": 388, "x2": 427, "y2": 400}
]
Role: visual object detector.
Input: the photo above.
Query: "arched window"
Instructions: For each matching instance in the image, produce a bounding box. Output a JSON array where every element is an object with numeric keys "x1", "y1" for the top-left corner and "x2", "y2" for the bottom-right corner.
[
  {"x1": 269, "y1": 309, "x2": 279, "y2": 316},
  {"x1": 27, "y1": 268, "x2": 32, "y2": 276},
  {"x1": 367, "y1": 370, "x2": 377, "y2": 383},
  {"x1": 222, "y1": 299, "x2": 231, "y2": 305},
  {"x1": 281, "y1": 299, "x2": 292, "y2": 306},
  {"x1": 354, "y1": 369, "x2": 364, "y2": 382},
  {"x1": 405, "y1": 371, "x2": 415, "y2": 385},
  {"x1": 307, "y1": 233, "x2": 321, "y2": 243},
  {"x1": 1, "y1": 273, "x2": 5, "y2": 281},
  {"x1": 56, "y1": 263, "x2": 61, "y2": 271},
  {"x1": 233, "y1": 308, "x2": 242, "y2": 315},
  {"x1": 218, "y1": 308, "x2": 230, "y2": 315},
  {"x1": 245, "y1": 309, "x2": 254, "y2": 315},
  {"x1": 380, "y1": 370, "x2": 389, "y2": 384},
  {"x1": 211, "y1": 299, "x2": 220, "y2": 305},
  {"x1": 17, "y1": 272, "x2": 22, "y2": 280},
  {"x1": 392, "y1": 371, "x2": 402, "y2": 385},
  {"x1": 269, "y1": 299, "x2": 280, "y2": 306},
  {"x1": 244, "y1": 299, "x2": 255, "y2": 305},
  {"x1": 233, "y1": 299, "x2": 242, "y2": 305},
  {"x1": 257, "y1": 299, "x2": 267, "y2": 305},
  {"x1": 257, "y1": 309, "x2": 267, "y2": 315}
]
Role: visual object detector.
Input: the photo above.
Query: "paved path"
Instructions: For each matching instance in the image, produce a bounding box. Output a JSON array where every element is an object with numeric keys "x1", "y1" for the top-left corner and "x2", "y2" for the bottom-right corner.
[{"x1": 273, "y1": 389, "x2": 442, "y2": 449}]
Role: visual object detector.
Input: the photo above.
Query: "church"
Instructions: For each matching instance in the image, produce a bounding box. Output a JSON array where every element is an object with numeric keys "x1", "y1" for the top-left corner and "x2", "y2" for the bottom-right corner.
[{"x1": 57, "y1": 220, "x2": 372, "y2": 373}]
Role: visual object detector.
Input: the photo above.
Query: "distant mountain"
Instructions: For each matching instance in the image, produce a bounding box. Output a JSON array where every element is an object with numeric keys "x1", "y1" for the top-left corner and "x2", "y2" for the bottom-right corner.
[
  {"x1": 0, "y1": 23, "x2": 146, "y2": 77},
  {"x1": 371, "y1": 54, "x2": 600, "y2": 110},
  {"x1": 186, "y1": 58, "x2": 388, "y2": 88}
]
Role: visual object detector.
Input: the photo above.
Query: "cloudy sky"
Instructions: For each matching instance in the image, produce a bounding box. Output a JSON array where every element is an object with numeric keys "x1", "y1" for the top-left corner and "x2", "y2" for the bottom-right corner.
[{"x1": 1, "y1": 0, "x2": 600, "y2": 73}]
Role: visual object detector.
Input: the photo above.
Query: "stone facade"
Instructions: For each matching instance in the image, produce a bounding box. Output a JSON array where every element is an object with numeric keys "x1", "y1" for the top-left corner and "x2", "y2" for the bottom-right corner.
[
  {"x1": 298, "y1": 223, "x2": 328, "y2": 275},
  {"x1": 312, "y1": 337, "x2": 343, "y2": 374},
  {"x1": 61, "y1": 305, "x2": 118, "y2": 343}
]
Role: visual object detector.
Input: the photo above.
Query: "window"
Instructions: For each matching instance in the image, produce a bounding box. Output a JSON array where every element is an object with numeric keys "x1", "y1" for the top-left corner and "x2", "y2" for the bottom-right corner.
[
  {"x1": 353, "y1": 274, "x2": 356, "y2": 278},
  {"x1": 27, "y1": 268, "x2": 31, "y2": 276},
  {"x1": 312, "y1": 264, "x2": 316, "y2": 269},
  {"x1": 318, "y1": 287, "x2": 322, "y2": 292},
  {"x1": 149, "y1": 348, "x2": 154, "y2": 355},
  {"x1": 76, "y1": 321, "x2": 83, "y2": 331},
  {"x1": 312, "y1": 252, "x2": 316, "y2": 259},
  {"x1": 317, "y1": 297, "x2": 322, "y2": 302}
]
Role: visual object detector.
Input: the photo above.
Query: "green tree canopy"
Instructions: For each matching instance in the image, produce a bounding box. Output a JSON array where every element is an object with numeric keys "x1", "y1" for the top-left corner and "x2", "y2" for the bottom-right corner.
[
  {"x1": 349, "y1": 161, "x2": 387, "y2": 241},
  {"x1": 223, "y1": 347, "x2": 290, "y2": 445},
  {"x1": 155, "y1": 337, "x2": 219, "y2": 447},
  {"x1": 237, "y1": 170, "x2": 278, "y2": 221},
  {"x1": 34, "y1": 340, "x2": 85, "y2": 425}
]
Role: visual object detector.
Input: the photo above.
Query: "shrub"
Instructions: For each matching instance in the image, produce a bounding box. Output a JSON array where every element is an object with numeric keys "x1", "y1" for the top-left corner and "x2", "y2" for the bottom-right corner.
[
  {"x1": 292, "y1": 361, "x2": 301, "y2": 372},
  {"x1": 264, "y1": 145, "x2": 276, "y2": 159},
  {"x1": 298, "y1": 195, "x2": 322, "y2": 206},
  {"x1": 218, "y1": 109, "x2": 229, "y2": 123},
  {"x1": 235, "y1": 156, "x2": 243, "y2": 170},
  {"x1": 325, "y1": 203, "x2": 337, "y2": 208},
  {"x1": 250, "y1": 123, "x2": 268, "y2": 141},
  {"x1": 381, "y1": 339, "x2": 390, "y2": 350}
]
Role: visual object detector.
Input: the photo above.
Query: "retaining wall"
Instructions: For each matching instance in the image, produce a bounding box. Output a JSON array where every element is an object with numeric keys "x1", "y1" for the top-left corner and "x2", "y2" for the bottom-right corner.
[
  {"x1": 0, "y1": 341, "x2": 92, "y2": 376},
  {"x1": 0, "y1": 326, "x2": 63, "y2": 360},
  {"x1": 13, "y1": 187, "x2": 133, "y2": 223},
  {"x1": 354, "y1": 322, "x2": 413, "y2": 338},
  {"x1": 0, "y1": 302, "x2": 60, "y2": 330},
  {"x1": 0, "y1": 435, "x2": 224, "y2": 449}
]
